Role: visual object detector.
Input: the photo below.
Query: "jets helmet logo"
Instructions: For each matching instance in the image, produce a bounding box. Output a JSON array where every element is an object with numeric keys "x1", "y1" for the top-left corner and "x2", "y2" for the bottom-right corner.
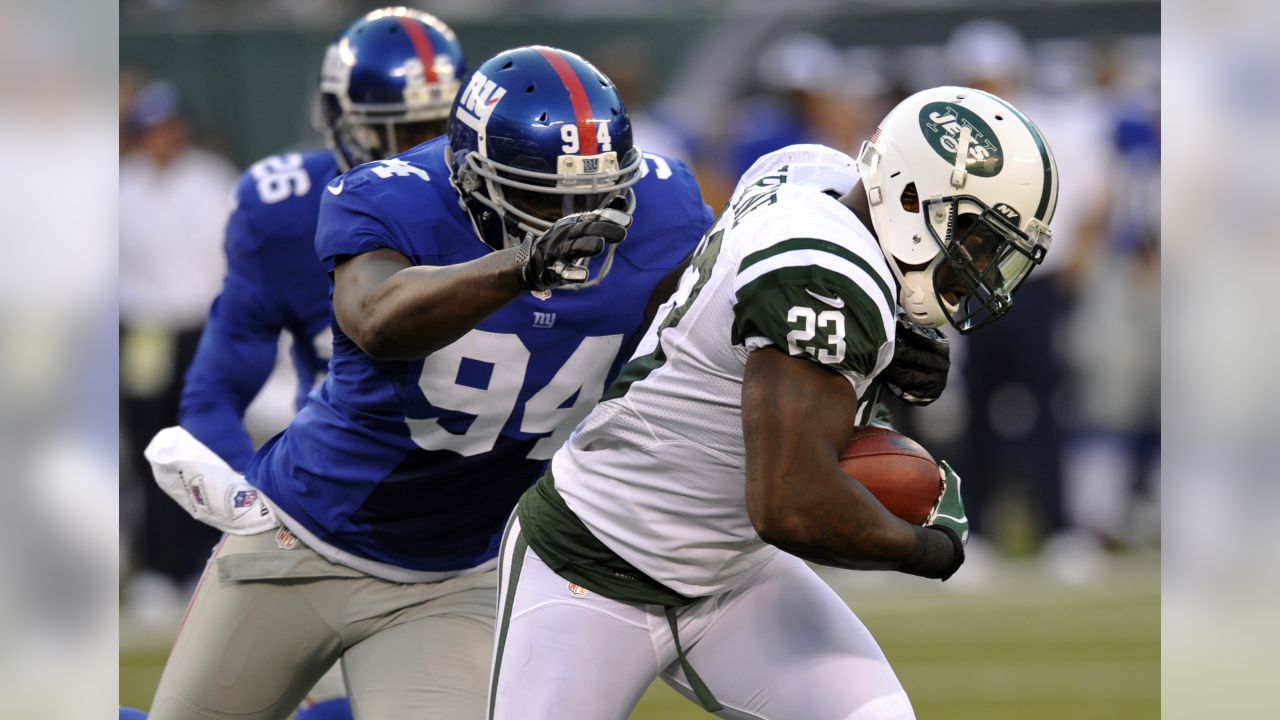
[{"x1": 918, "y1": 102, "x2": 1003, "y2": 177}]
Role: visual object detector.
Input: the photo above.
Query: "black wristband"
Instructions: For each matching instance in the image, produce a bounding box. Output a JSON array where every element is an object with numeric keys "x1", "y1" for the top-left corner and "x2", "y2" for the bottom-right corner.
[{"x1": 899, "y1": 525, "x2": 965, "y2": 581}]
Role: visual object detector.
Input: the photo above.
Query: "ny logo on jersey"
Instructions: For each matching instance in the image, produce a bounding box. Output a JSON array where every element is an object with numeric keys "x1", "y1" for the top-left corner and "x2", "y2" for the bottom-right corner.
[
  {"x1": 456, "y1": 69, "x2": 507, "y2": 134},
  {"x1": 372, "y1": 159, "x2": 430, "y2": 182},
  {"x1": 532, "y1": 311, "x2": 557, "y2": 328}
]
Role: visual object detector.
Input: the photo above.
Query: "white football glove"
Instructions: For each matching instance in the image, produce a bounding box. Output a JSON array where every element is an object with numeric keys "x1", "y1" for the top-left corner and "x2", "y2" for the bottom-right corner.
[{"x1": 144, "y1": 426, "x2": 279, "y2": 535}]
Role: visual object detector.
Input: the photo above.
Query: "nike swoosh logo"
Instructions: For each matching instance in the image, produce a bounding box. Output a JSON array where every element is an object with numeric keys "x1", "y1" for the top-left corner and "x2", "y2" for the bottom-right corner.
[
  {"x1": 805, "y1": 288, "x2": 844, "y2": 309},
  {"x1": 327, "y1": 180, "x2": 344, "y2": 195}
]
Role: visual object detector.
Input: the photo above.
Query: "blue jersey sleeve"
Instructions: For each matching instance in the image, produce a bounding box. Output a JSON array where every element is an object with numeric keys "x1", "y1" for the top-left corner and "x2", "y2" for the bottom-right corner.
[
  {"x1": 315, "y1": 163, "x2": 426, "y2": 270},
  {"x1": 180, "y1": 192, "x2": 290, "y2": 471}
]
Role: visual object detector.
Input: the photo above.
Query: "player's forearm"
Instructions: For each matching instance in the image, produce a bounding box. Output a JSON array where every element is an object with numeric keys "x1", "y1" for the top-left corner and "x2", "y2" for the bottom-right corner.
[
  {"x1": 353, "y1": 248, "x2": 527, "y2": 360},
  {"x1": 751, "y1": 468, "x2": 922, "y2": 571},
  {"x1": 179, "y1": 378, "x2": 261, "y2": 471},
  {"x1": 179, "y1": 324, "x2": 277, "y2": 471}
]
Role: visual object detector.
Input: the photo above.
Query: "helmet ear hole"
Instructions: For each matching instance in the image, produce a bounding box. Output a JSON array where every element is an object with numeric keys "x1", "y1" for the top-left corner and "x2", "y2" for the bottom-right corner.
[{"x1": 899, "y1": 182, "x2": 920, "y2": 213}]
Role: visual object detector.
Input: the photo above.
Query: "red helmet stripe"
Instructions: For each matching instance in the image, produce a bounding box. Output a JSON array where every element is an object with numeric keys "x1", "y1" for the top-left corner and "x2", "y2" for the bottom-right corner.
[
  {"x1": 534, "y1": 47, "x2": 598, "y2": 155},
  {"x1": 398, "y1": 17, "x2": 438, "y2": 82}
]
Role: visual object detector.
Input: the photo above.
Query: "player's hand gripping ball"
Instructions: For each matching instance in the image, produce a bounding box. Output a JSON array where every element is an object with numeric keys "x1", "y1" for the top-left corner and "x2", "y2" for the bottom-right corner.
[{"x1": 839, "y1": 426, "x2": 943, "y2": 525}]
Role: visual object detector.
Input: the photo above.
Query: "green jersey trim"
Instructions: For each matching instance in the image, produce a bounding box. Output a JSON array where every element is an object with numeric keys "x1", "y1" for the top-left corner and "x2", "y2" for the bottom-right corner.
[
  {"x1": 738, "y1": 236, "x2": 895, "y2": 311},
  {"x1": 517, "y1": 469, "x2": 693, "y2": 608}
]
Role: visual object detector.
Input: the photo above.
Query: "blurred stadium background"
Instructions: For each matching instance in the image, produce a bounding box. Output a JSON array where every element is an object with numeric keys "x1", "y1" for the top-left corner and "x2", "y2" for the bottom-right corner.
[{"x1": 119, "y1": 0, "x2": 1159, "y2": 717}]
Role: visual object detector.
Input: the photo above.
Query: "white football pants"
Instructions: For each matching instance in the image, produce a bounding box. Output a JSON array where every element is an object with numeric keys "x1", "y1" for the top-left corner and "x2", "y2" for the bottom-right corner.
[{"x1": 488, "y1": 517, "x2": 915, "y2": 720}]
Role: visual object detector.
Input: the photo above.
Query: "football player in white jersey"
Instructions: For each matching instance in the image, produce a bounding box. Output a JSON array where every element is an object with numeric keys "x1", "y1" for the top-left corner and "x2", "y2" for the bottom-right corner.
[{"x1": 488, "y1": 86, "x2": 1057, "y2": 720}]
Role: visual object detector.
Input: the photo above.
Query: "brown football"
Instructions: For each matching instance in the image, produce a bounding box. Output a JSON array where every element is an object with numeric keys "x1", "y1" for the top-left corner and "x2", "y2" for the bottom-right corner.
[{"x1": 839, "y1": 426, "x2": 942, "y2": 525}]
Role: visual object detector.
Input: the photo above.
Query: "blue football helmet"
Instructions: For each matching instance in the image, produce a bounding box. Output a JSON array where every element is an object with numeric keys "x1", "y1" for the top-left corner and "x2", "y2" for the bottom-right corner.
[
  {"x1": 319, "y1": 7, "x2": 465, "y2": 170},
  {"x1": 447, "y1": 45, "x2": 644, "y2": 281}
]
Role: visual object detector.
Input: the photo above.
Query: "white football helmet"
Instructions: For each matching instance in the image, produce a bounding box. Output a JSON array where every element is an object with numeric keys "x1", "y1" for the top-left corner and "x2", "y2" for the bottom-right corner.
[{"x1": 856, "y1": 86, "x2": 1057, "y2": 333}]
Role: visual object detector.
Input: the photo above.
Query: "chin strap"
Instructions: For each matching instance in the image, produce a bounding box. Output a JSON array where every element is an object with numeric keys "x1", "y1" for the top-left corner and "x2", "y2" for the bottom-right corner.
[{"x1": 950, "y1": 125, "x2": 972, "y2": 189}]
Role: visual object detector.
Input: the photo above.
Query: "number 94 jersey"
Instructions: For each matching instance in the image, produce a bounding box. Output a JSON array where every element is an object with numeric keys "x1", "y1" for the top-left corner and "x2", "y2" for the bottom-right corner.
[
  {"x1": 246, "y1": 135, "x2": 712, "y2": 581},
  {"x1": 550, "y1": 144, "x2": 898, "y2": 598}
]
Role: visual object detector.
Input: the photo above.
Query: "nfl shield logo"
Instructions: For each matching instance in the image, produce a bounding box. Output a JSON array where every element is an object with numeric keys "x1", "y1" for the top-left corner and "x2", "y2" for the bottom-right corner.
[
  {"x1": 233, "y1": 490, "x2": 258, "y2": 508},
  {"x1": 275, "y1": 527, "x2": 299, "y2": 550}
]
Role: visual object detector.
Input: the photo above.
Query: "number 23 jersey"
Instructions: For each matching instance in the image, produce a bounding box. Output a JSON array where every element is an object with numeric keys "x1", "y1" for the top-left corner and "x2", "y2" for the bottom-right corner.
[
  {"x1": 245, "y1": 135, "x2": 711, "y2": 580},
  {"x1": 550, "y1": 145, "x2": 898, "y2": 597}
]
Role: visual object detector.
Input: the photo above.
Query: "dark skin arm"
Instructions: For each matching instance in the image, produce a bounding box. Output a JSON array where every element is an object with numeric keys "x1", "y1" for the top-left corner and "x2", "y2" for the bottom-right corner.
[
  {"x1": 333, "y1": 247, "x2": 527, "y2": 361},
  {"x1": 742, "y1": 346, "x2": 921, "y2": 570}
]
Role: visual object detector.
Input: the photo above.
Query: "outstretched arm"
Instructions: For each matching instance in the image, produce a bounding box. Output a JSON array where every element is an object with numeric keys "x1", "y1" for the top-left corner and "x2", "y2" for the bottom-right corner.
[
  {"x1": 333, "y1": 210, "x2": 630, "y2": 361},
  {"x1": 333, "y1": 247, "x2": 525, "y2": 361}
]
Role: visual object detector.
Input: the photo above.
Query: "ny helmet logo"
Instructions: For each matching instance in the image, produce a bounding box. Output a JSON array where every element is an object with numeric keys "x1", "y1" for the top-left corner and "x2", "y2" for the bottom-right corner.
[{"x1": 456, "y1": 69, "x2": 507, "y2": 135}]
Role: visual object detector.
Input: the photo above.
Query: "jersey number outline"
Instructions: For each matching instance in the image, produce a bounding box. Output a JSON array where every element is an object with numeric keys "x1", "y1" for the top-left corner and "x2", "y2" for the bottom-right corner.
[
  {"x1": 251, "y1": 153, "x2": 311, "y2": 205},
  {"x1": 786, "y1": 306, "x2": 846, "y2": 365},
  {"x1": 406, "y1": 331, "x2": 624, "y2": 460}
]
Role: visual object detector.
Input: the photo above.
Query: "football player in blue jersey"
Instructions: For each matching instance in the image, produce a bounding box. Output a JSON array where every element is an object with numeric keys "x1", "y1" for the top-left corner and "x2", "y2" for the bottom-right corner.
[
  {"x1": 148, "y1": 45, "x2": 712, "y2": 720},
  {"x1": 180, "y1": 7, "x2": 465, "y2": 470},
  {"x1": 151, "y1": 8, "x2": 465, "y2": 720}
]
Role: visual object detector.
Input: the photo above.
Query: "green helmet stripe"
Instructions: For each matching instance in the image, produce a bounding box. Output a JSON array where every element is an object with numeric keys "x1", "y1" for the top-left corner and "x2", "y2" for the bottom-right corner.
[{"x1": 971, "y1": 89, "x2": 1057, "y2": 222}]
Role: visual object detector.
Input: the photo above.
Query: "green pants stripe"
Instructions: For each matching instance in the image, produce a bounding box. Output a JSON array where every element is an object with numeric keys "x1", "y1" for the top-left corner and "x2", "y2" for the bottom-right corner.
[{"x1": 487, "y1": 517, "x2": 528, "y2": 720}]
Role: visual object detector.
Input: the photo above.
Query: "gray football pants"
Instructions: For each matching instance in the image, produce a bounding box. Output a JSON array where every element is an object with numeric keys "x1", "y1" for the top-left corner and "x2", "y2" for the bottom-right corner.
[{"x1": 149, "y1": 529, "x2": 497, "y2": 720}]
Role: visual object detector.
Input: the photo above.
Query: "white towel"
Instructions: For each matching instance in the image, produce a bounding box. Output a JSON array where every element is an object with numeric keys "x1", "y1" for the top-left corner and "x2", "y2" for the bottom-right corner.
[{"x1": 143, "y1": 426, "x2": 279, "y2": 535}]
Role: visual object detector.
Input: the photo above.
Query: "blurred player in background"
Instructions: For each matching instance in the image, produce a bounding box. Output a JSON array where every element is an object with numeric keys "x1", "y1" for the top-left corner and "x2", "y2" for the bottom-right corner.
[
  {"x1": 941, "y1": 20, "x2": 1125, "y2": 578},
  {"x1": 489, "y1": 87, "x2": 1058, "y2": 719},
  {"x1": 163, "y1": 8, "x2": 465, "y2": 719},
  {"x1": 723, "y1": 33, "x2": 850, "y2": 183},
  {"x1": 120, "y1": 78, "x2": 238, "y2": 627},
  {"x1": 148, "y1": 45, "x2": 711, "y2": 719}
]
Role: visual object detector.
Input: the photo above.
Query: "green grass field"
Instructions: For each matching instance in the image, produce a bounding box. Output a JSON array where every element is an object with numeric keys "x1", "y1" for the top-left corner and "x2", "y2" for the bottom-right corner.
[{"x1": 121, "y1": 554, "x2": 1158, "y2": 718}]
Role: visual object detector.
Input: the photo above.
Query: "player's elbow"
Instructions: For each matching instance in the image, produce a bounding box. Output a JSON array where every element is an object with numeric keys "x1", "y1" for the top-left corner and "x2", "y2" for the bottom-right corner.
[
  {"x1": 349, "y1": 321, "x2": 395, "y2": 360},
  {"x1": 746, "y1": 487, "x2": 815, "y2": 550},
  {"x1": 750, "y1": 509, "x2": 812, "y2": 551},
  {"x1": 338, "y1": 300, "x2": 409, "y2": 361},
  {"x1": 351, "y1": 323, "x2": 424, "y2": 361}
]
